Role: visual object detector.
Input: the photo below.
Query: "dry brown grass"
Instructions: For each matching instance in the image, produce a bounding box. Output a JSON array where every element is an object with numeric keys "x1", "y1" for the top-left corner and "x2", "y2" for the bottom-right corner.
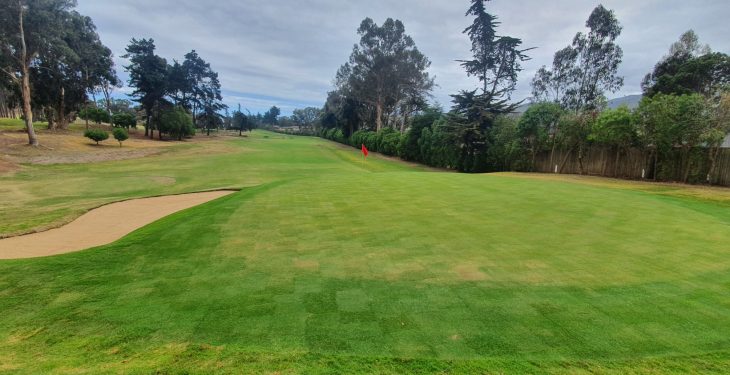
[
  {"x1": 495, "y1": 171, "x2": 730, "y2": 205},
  {"x1": 0, "y1": 127, "x2": 176, "y2": 167},
  {"x1": 0, "y1": 121, "x2": 249, "y2": 173}
]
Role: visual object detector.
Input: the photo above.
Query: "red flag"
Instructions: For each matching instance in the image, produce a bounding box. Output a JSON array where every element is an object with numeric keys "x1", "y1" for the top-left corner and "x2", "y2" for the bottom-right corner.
[{"x1": 361, "y1": 144, "x2": 368, "y2": 158}]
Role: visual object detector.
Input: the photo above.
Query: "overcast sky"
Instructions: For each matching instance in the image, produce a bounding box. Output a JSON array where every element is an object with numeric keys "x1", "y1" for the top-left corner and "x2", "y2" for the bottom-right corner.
[{"x1": 77, "y1": 0, "x2": 730, "y2": 115}]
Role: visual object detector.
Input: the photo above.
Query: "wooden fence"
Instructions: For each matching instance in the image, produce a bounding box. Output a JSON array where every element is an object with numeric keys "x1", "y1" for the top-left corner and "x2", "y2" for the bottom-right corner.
[{"x1": 534, "y1": 146, "x2": 730, "y2": 187}]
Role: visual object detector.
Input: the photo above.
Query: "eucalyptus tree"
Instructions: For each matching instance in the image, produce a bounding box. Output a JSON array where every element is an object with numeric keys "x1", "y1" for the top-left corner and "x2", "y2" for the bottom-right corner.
[
  {"x1": 31, "y1": 11, "x2": 117, "y2": 130},
  {"x1": 531, "y1": 5, "x2": 623, "y2": 112},
  {"x1": 123, "y1": 38, "x2": 168, "y2": 137},
  {"x1": 0, "y1": 0, "x2": 76, "y2": 145},
  {"x1": 531, "y1": 47, "x2": 576, "y2": 105},
  {"x1": 517, "y1": 102, "x2": 564, "y2": 170},
  {"x1": 642, "y1": 31, "x2": 729, "y2": 99},
  {"x1": 337, "y1": 17, "x2": 433, "y2": 132},
  {"x1": 292, "y1": 107, "x2": 322, "y2": 131},
  {"x1": 565, "y1": 5, "x2": 623, "y2": 111}
]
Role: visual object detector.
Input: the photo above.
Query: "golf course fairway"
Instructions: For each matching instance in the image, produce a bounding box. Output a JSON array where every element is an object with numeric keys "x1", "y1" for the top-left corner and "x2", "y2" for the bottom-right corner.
[{"x1": 1, "y1": 131, "x2": 729, "y2": 374}]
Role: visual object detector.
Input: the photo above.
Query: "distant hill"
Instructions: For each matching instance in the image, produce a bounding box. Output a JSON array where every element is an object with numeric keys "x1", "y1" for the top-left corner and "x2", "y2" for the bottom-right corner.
[
  {"x1": 607, "y1": 94, "x2": 642, "y2": 109},
  {"x1": 511, "y1": 94, "x2": 643, "y2": 115}
]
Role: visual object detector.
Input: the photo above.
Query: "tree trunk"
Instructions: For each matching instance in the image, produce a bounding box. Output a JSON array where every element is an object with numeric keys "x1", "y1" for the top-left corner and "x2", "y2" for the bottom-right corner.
[
  {"x1": 707, "y1": 146, "x2": 719, "y2": 185},
  {"x1": 145, "y1": 114, "x2": 150, "y2": 137},
  {"x1": 549, "y1": 137, "x2": 557, "y2": 171},
  {"x1": 57, "y1": 87, "x2": 68, "y2": 130},
  {"x1": 531, "y1": 149, "x2": 536, "y2": 172},
  {"x1": 84, "y1": 96, "x2": 89, "y2": 130},
  {"x1": 46, "y1": 107, "x2": 55, "y2": 130},
  {"x1": 653, "y1": 150, "x2": 658, "y2": 180},
  {"x1": 375, "y1": 101, "x2": 383, "y2": 132},
  {"x1": 102, "y1": 83, "x2": 113, "y2": 119},
  {"x1": 401, "y1": 108, "x2": 410, "y2": 134},
  {"x1": 577, "y1": 144, "x2": 585, "y2": 175},
  {"x1": 682, "y1": 146, "x2": 692, "y2": 183},
  {"x1": 18, "y1": 1, "x2": 37, "y2": 146}
]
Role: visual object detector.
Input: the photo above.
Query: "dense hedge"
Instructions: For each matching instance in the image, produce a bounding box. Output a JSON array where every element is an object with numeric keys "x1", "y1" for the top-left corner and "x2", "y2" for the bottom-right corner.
[
  {"x1": 309, "y1": 92, "x2": 730, "y2": 186},
  {"x1": 323, "y1": 128, "x2": 405, "y2": 159}
]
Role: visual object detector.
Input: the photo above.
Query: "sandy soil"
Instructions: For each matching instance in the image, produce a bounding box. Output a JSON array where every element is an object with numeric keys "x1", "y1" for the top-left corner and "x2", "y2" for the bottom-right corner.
[
  {"x1": 0, "y1": 190, "x2": 235, "y2": 259},
  {"x1": 0, "y1": 130, "x2": 175, "y2": 167}
]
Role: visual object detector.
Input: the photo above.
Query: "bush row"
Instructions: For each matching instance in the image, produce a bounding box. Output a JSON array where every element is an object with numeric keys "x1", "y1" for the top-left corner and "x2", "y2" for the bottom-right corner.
[
  {"x1": 83, "y1": 128, "x2": 129, "y2": 146},
  {"x1": 320, "y1": 128, "x2": 405, "y2": 158}
]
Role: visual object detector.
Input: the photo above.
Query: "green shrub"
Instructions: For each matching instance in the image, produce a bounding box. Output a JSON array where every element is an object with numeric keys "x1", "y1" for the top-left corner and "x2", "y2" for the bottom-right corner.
[
  {"x1": 84, "y1": 129, "x2": 109, "y2": 145},
  {"x1": 79, "y1": 107, "x2": 111, "y2": 124},
  {"x1": 331, "y1": 129, "x2": 345, "y2": 143},
  {"x1": 112, "y1": 128, "x2": 129, "y2": 147},
  {"x1": 401, "y1": 109, "x2": 442, "y2": 162},
  {"x1": 350, "y1": 129, "x2": 378, "y2": 151},
  {"x1": 377, "y1": 128, "x2": 402, "y2": 156},
  {"x1": 158, "y1": 107, "x2": 195, "y2": 140},
  {"x1": 112, "y1": 112, "x2": 137, "y2": 129}
]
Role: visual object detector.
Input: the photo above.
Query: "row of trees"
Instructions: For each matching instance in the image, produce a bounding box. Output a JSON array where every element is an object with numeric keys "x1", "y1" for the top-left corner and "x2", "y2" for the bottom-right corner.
[
  {"x1": 320, "y1": 89, "x2": 729, "y2": 184},
  {"x1": 0, "y1": 1, "x2": 243, "y2": 145},
  {"x1": 0, "y1": 0, "x2": 119, "y2": 145},
  {"x1": 313, "y1": 1, "x2": 729, "y2": 185},
  {"x1": 319, "y1": 0, "x2": 533, "y2": 172},
  {"x1": 123, "y1": 39, "x2": 227, "y2": 139}
]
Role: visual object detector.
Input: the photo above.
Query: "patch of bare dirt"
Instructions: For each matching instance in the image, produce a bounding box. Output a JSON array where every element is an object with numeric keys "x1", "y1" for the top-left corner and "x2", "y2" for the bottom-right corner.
[
  {"x1": 0, "y1": 129, "x2": 176, "y2": 165},
  {"x1": 0, "y1": 157, "x2": 19, "y2": 175},
  {"x1": 294, "y1": 259, "x2": 320, "y2": 271},
  {"x1": 496, "y1": 172, "x2": 730, "y2": 204},
  {"x1": 453, "y1": 264, "x2": 488, "y2": 281}
]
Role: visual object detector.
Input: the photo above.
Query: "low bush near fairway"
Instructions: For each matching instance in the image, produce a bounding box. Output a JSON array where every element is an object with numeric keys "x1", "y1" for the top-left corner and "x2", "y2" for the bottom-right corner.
[
  {"x1": 112, "y1": 128, "x2": 129, "y2": 147},
  {"x1": 84, "y1": 129, "x2": 109, "y2": 145}
]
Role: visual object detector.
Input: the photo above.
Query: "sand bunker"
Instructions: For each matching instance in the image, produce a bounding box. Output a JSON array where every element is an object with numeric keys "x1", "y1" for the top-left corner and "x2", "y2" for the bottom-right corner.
[{"x1": 0, "y1": 190, "x2": 235, "y2": 259}]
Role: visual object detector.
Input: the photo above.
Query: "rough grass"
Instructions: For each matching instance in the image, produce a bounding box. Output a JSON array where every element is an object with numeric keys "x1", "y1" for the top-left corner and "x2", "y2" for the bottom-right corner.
[{"x1": 1, "y1": 131, "x2": 729, "y2": 373}]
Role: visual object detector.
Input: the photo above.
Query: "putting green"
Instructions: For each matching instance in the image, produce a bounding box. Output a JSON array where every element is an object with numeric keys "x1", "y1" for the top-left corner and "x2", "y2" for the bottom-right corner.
[{"x1": 1, "y1": 131, "x2": 729, "y2": 373}]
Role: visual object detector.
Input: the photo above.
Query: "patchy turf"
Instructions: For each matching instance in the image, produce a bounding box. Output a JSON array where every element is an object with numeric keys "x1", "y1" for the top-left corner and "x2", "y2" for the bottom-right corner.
[
  {"x1": 0, "y1": 122, "x2": 178, "y2": 170},
  {"x1": 0, "y1": 131, "x2": 729, "y2": 373}
]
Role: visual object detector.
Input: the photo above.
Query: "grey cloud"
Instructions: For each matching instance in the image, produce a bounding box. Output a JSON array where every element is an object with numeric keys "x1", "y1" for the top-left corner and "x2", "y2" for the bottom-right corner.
[{"x1": 78, "y1": 0, "x2": 730, "y2": 114}]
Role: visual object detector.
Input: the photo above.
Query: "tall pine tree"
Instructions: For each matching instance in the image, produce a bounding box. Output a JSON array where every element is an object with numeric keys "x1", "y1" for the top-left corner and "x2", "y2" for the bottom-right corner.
[{"x1": 446, "y1": 0, "x2": 531, "y2": 172}]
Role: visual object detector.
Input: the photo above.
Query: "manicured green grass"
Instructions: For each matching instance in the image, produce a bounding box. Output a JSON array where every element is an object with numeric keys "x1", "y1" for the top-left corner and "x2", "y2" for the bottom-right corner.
[{"x1": 1, "y1": 131, "x2": 730, "y2": 373}]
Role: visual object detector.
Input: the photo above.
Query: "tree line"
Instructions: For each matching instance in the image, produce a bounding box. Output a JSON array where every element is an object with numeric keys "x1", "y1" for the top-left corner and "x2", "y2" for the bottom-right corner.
[
  {"x1": 306, "y1": 0, "x2": 730, "y2": 185},
  {"x1": 0, "y1": 0, "x2": 253, "y2": 145},
  {"x1": 1, "y1": 0, "x2": 119, "y2": 145}
]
